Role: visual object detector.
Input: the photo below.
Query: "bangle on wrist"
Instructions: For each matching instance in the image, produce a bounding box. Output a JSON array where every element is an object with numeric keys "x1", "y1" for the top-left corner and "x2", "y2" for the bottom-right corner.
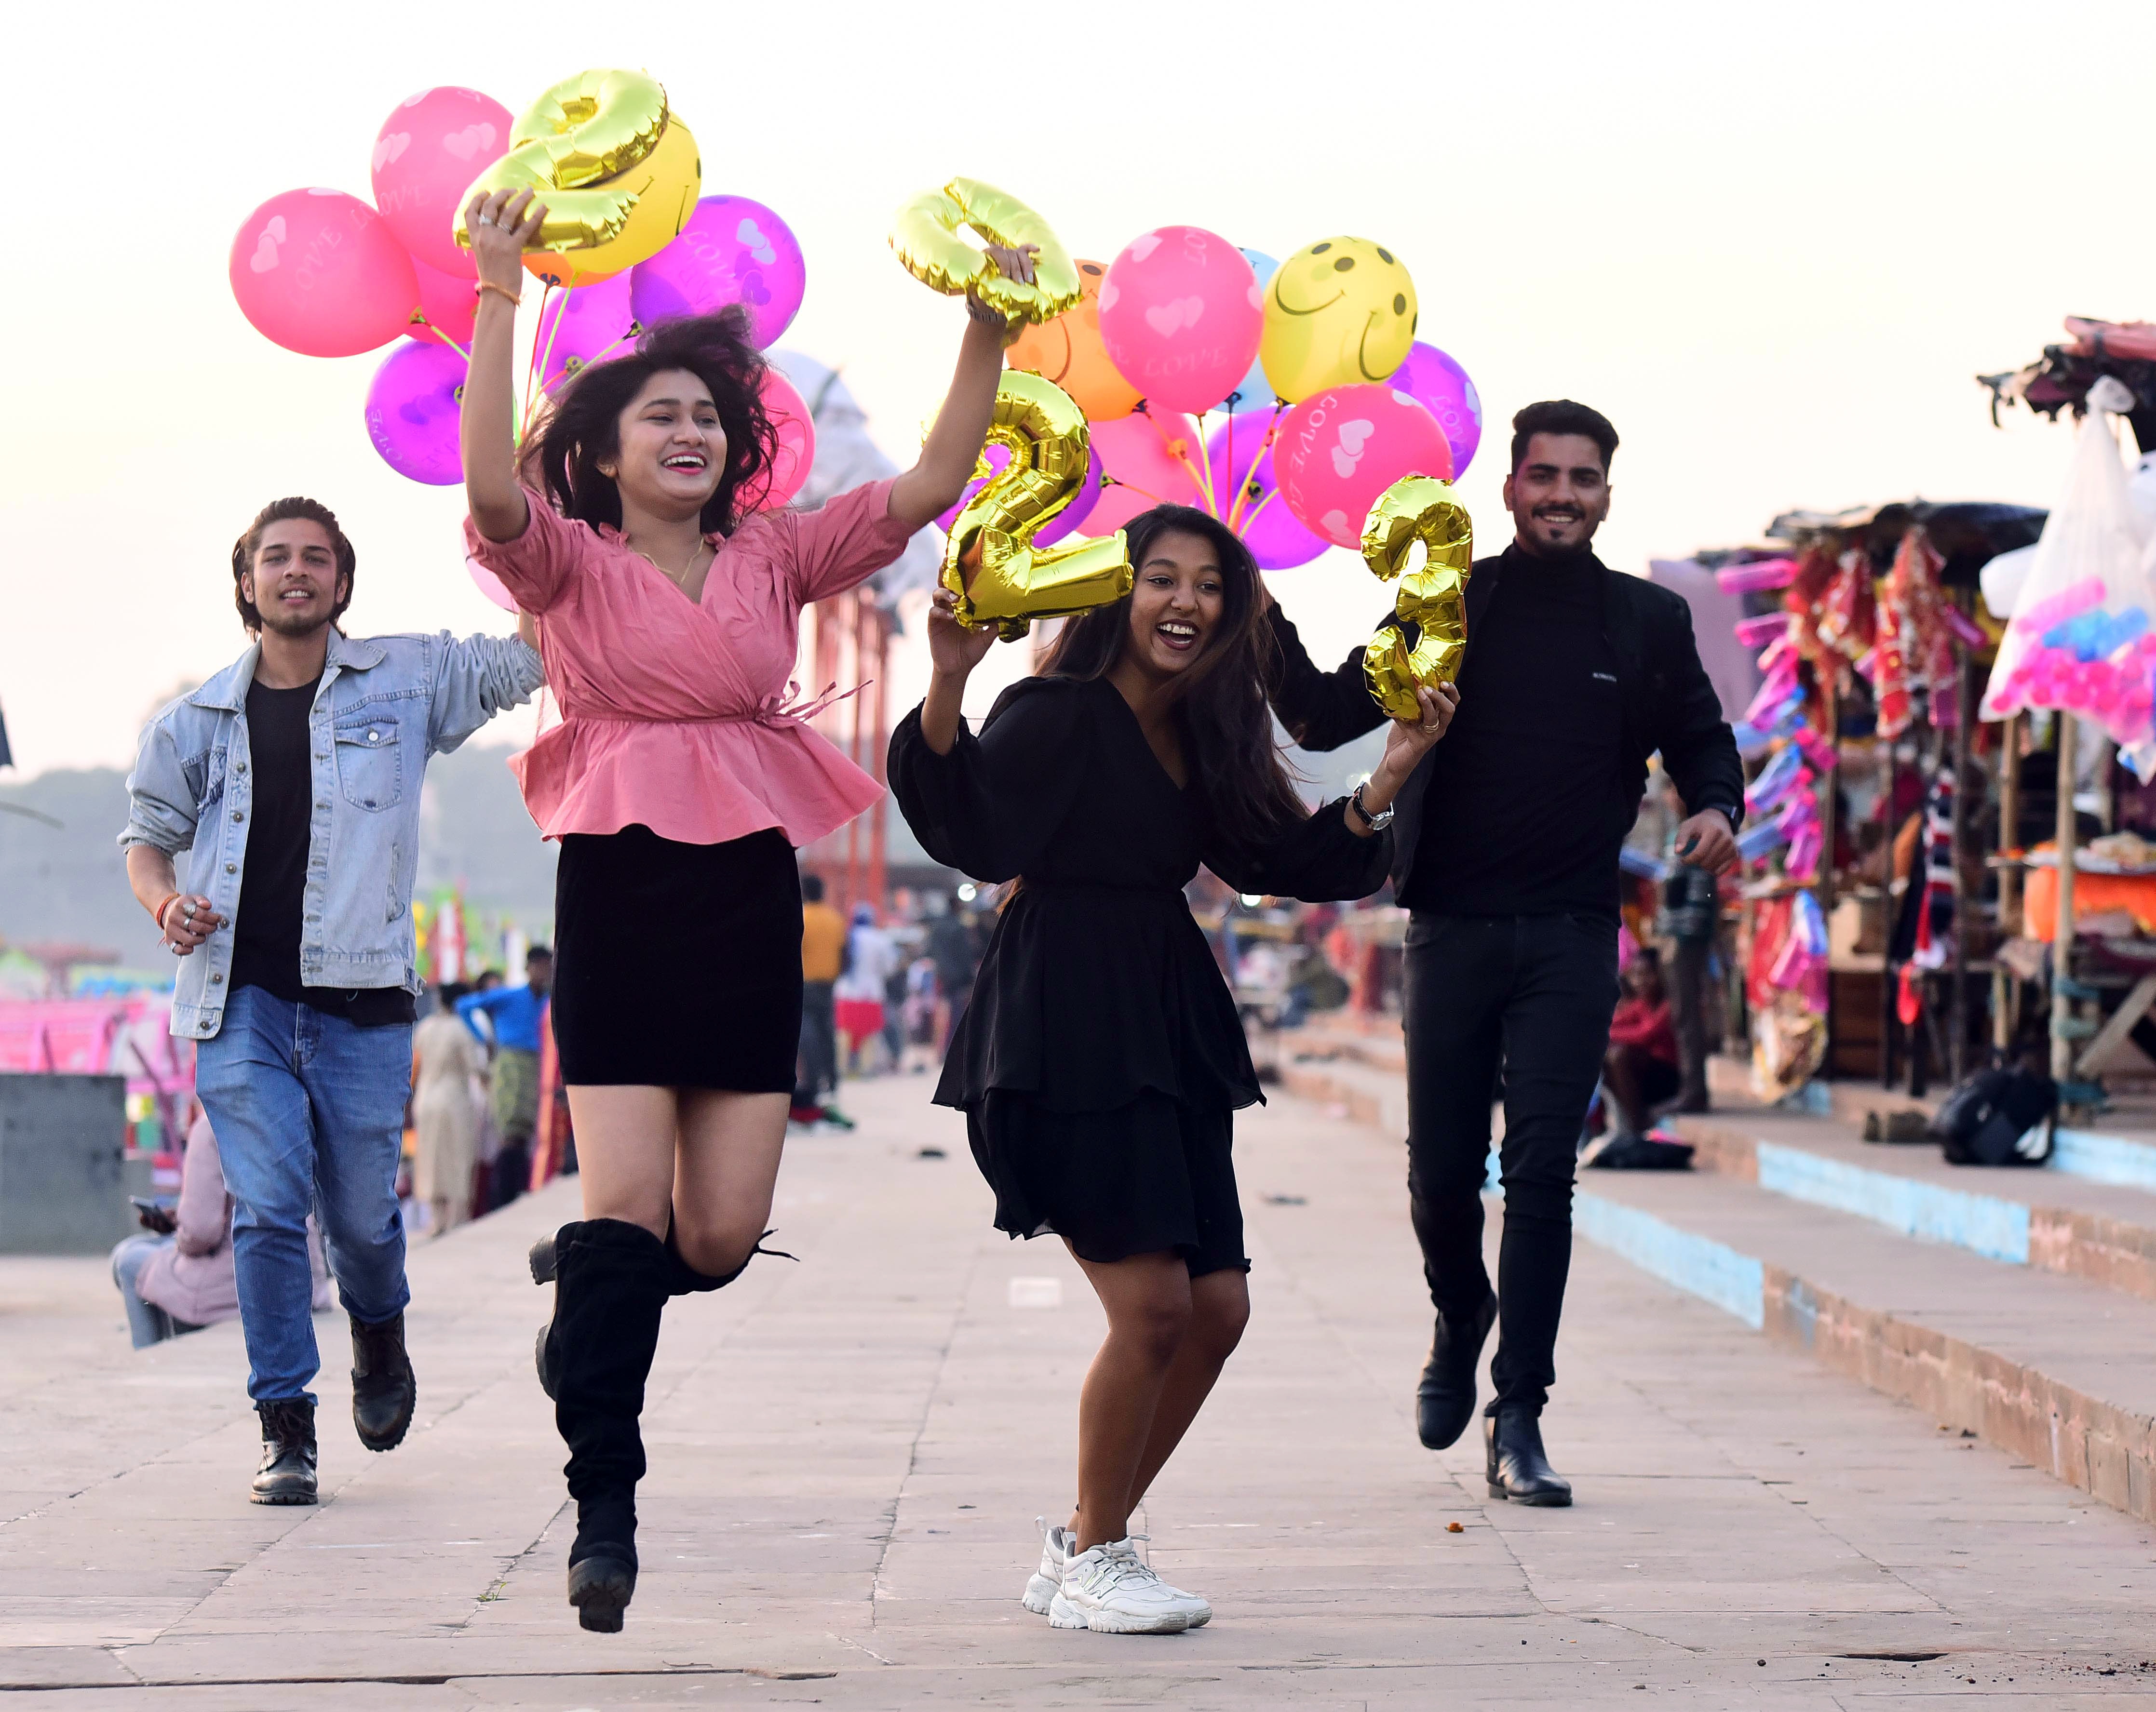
[{"x1": 478, "y1": 279, "x2": 522, "y2": 308}]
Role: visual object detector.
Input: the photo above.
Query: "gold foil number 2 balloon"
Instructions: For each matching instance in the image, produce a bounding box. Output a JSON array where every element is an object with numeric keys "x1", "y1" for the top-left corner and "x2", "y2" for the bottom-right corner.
[
  {"x1": 1361, "y1": 476, "x2": 1473, "y2": 720},
  {"x1": 943, "y1": 372, "x2": 1132, "y2": 640},
  {"x1": 890, "y1": 178, "x2": 1083, "y2": 327}
]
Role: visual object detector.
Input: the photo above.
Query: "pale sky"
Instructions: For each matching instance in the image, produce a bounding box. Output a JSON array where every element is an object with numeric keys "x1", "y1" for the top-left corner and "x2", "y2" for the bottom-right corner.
[{"x1": 5, "y1": 1, "x2": 2152, "y2": 776}]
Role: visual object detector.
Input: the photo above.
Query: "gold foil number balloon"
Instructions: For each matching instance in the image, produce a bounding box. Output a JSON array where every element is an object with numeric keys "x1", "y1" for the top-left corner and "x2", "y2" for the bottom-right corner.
[
  {"x1": 1361, "y1": 476, "x2": 1472, "y2": 720},
  {"x1": 454, "y1": 69, "x2": 700, "y2": 288},
  {"x1": 943, "y1": 371, "x2": 1132, "y2": 640},
  {"x1": 1259, "y1": 236, "x2": 1419, "y2": 405},
  {"x1": 890, "y1": 179, "x2": 1082, "y2": 327}
]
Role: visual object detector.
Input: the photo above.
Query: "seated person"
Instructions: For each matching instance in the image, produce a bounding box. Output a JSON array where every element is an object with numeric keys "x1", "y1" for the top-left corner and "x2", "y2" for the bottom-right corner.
[
  {"x1": 112, "y1": 1113, "x2": 330, "y2": 1349},
  {"x1": 1604, "y1": 948, "x2": 1682, "y2": 1139}
]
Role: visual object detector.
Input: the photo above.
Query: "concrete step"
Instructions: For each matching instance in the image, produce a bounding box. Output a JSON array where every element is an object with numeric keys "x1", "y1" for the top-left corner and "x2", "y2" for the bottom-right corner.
[
  {"x1": 1670, "y1": 1103, "x2": 2156, "y2": 1304},
  {"x1": 1273, "y1": 1031, "x2": 2156, "y2": 1525}
]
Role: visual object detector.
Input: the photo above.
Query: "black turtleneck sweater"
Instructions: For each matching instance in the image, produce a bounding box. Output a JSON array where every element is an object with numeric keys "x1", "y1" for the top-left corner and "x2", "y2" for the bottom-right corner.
[{"x1": 1396, "y1": 547, "x2": 1631, "y2": 918}]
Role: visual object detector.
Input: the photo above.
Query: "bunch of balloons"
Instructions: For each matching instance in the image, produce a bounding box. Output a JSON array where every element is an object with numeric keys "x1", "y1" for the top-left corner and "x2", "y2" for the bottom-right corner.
[
  {"x1": 227, "y1": 71, "x2": 819, "y2": 557},
  {"x1": 1985, "y1": 575, "x2": 2156, "y2": 742},
  {"x1": 977, "y1": 217, "x2": 1478, "y2": 571}
]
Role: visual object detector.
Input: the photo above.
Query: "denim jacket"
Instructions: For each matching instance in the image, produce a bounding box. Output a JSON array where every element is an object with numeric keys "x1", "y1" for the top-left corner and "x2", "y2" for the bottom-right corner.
[{"x1": 121, "y1": 629, "x2": 545, "y2": 1040}]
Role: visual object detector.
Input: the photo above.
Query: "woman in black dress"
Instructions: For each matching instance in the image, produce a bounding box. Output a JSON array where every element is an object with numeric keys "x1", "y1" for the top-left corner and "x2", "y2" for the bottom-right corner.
[{"x1": 890, "y1": 504, "x2": 1454, "y2": 1633}]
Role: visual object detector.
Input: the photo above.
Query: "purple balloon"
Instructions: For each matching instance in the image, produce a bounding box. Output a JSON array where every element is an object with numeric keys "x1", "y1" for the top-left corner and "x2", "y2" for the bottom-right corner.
[
  {"x1": 1206, "y1": 408, "x2": 1327, "y2": 569},
  {"x1": 1388, "y1": 342, "x2": 1482, "y2": 479},
  {"x1": 365, "y1": 342, "x2": 466, "y2": 485},
  {"x1": 934, "y1": 442, "x2": 1105, "y2": 545},
  {"x1": 631, "y1": 194, "x2": 806, "y2": 349},
  {"x1": 536, "y1": 273, "x2": 636, "y2": 393}
]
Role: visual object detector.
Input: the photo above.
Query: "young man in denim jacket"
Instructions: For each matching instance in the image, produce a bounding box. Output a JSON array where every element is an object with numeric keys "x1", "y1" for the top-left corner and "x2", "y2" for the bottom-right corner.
[{"x1": 121, "y1": 496, "x2": 545, "y2": 1505}]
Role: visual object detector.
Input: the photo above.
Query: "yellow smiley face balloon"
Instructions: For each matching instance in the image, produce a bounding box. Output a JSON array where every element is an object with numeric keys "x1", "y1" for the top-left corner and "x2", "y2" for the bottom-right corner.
[{"x1": 1258, "y1": 237, "x2": 1418, "y2": 405}]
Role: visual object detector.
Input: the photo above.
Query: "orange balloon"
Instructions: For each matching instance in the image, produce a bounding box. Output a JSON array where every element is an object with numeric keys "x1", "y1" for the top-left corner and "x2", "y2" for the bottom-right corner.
[{"x1": 1006, "y1": 258, "x2": 1141, "y2": 423}]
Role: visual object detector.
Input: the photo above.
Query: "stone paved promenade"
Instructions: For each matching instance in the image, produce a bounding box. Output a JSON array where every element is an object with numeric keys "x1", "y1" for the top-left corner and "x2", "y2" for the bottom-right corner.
[{"x1": 4, "y1": 1079, "x2": 2154, "y2": 1707}]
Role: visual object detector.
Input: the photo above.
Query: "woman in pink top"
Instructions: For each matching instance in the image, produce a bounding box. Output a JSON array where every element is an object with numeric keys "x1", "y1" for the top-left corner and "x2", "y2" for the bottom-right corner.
[{"x1": 461, "y1": 185, "x2": 1032, "y2": 1633}]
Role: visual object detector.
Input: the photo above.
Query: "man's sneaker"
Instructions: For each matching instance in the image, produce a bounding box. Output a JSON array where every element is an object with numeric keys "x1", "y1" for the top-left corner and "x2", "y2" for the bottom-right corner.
[
  {"x1": 816, "y1": 1106, "x2": 857, "y2": 1132},
  {"x1": 1022, "y1": 1515, "x2": 1072, "y2": 1614},
  {"x1": 251, "y1": 1398, "x2": 318, "y2": 1505},
  {"x1": 1111, "y1": 1537, "x2": 1211, "y2": 1628},
  {"x1": 1048, "y1": 1538, "x2": 1191, "y2": 1634},
  {"x1": 350, "y1": 1312, "x2": 416, "y2": 1451}
]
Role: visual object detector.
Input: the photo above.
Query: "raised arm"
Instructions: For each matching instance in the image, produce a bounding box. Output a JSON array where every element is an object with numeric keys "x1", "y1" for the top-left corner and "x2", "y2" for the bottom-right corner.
[
  {"x1": 1263, "y1": 599, "x2": 1390, "y2": 752},
  {"x1": 460, "y1": 188, "x2": 549, "y2": 545},
  {"x1": 887, "y1": 245, "x2": 1038, "y2": 533}
]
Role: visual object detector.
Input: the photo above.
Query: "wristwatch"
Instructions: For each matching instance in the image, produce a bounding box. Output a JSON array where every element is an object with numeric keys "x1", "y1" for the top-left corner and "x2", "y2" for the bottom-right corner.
[{"x1": 1350, "y1": 783, "x2": 1396, "y2": 832}]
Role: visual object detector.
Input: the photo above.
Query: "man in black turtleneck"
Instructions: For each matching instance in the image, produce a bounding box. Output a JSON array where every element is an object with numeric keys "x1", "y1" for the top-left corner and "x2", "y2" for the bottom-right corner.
[{"x1": 1265, "y1": 400, "x2": 1741, "y2": 1506}]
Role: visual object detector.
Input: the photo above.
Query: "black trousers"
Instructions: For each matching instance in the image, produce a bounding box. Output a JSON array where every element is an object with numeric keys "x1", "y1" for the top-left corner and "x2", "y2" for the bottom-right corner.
[{"x1": 1402, "y1": 912, "x2": 1620, "y2": 1415}]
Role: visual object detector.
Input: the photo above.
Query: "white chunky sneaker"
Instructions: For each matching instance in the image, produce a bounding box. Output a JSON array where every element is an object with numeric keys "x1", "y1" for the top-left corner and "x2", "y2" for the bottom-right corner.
[
  {"x1": 1112, "y1": 1537, "x2": 1211, "y2": 1629},
  {"x1": 1048, "y1": 1537, "x2": 1192, "y2": 1633},
  {"x1": 1022, "y1": 1515, "x2": 1072, "y2": 1615}
]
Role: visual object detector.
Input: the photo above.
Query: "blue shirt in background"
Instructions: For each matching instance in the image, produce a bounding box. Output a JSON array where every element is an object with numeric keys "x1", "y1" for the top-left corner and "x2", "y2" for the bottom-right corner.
[{"x1": 456, "y1": 985, "x2": 548, "y2": 1055}]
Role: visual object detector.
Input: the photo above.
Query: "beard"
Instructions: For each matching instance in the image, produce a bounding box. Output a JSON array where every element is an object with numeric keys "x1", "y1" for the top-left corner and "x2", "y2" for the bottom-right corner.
[{"x1": 255, "y1": 602, "x2": 335, "y2": 640}]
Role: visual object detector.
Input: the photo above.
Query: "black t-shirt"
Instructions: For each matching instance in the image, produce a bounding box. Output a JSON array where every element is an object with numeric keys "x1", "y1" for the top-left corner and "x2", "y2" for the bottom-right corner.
[
  {"x1": 1397, "y1": 551, "x2": 1635, "y2": 919},
  {"x1": 230, "y1": 675, "x2": 415, "y2": 1027}
]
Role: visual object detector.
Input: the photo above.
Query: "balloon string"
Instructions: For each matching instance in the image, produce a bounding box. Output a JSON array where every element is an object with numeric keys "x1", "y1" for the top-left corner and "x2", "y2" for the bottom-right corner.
[
  {"x1": 1225, "y1": 412, "x2": 1283, "y2": 535},
  {"x1": 417, "y1": 319, "x2": 473, "y2": 363},
  {"x1": 1236, "y1": 486, "x2": 1281, "y2": 534}
]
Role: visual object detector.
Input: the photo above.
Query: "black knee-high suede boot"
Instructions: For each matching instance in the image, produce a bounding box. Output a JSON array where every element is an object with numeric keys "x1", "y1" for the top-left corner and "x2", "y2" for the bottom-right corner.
[
  {"x1": 547, "y1": 1217, "x2": 667, "y2": 1633},
  {"x1": 660, "y1": 1221, "x2": 796, "y2": 1295}
]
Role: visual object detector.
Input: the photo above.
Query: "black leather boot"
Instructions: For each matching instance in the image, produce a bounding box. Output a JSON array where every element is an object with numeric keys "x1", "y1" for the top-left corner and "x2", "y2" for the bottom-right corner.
[
  {"x1": 1416, "y1": 1290, "x2": 1498, "y2": 1450},
  {"x1": 350, "y1": 1312, "x2": 416, "y2": 1451},
  {"x1": 532, "y1": 1224, "x2": 578, "y2": 1401},
  {"x1": 551, "y1": 1218, "x2": 668, "y2": 1632},
  {"x1": 1484, "y1": 1405, "x2": 1573, "y2": 1506},
  {"x1": 251, "y1": 1397, "x2": 318, "y2": 1505}
]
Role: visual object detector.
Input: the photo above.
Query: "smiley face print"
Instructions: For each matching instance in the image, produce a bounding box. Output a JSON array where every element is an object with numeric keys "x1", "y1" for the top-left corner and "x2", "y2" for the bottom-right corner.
[{"x1": 1257, "y1": 236, "x2": 1419, "y2": 404}]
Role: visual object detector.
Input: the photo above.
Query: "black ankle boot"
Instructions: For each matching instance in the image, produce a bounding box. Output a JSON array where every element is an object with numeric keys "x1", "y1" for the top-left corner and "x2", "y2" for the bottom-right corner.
[
  {"x1": 1416, "y1": 1291, "x2": 1497, "y2": 1450},
  {"x1": 551, "y1": 1218, "x2": 668, "y2": 1632},
  {"x1": 252, "y1": 1397, "x2": 318, "y2": 1505},
  {"x1": 1485, "y1": 1405, "x2": 1572, "y2": 1506},
  {"x1": 350, "y1": 1312, "x2": 416, "y2": 1452}
]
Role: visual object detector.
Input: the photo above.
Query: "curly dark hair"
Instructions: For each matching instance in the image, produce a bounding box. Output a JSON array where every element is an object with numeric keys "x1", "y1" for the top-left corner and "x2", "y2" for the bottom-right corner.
[
  {"x1": 1038, "y1": 504, "x2": 1307, "y2": 849},
  {"x1": 524, "y1": 306, "x2": 782, "y2": 536},
  {"x1": 230, "y1": 497, "x2": 356, "y2": 634}
]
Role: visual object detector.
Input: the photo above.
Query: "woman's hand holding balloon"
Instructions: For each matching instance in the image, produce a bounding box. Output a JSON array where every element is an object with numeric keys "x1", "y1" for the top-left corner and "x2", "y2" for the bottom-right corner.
[
  {"x1": 465, "y1": 188, "x2": 548, "y2": 300},
  {"x1": 1348, "y1": 682, "x2": 1457, "y2": 838},
  {"x1": 891, "y1": 242, "x2": 1044, "y2": 533},
  {"x1": 919, "y1": 587, "x2": 997, "y2": 758}
]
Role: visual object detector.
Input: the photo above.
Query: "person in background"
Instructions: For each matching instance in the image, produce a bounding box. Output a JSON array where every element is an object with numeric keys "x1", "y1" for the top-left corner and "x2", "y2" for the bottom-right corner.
[
  {"x1": 1603, "y1": 949, "x2": 1681, "y2": 1137},
  {"x1": 413, "y1": 981, "x2": 485, "y2": 1235},
  {"x1": 1658, "y1": 862, "x2": 1720, "y2": 1112},
  {"x1": 900, "y1": 952, "x2": 941, "y2": 1075},
  {"x1": 795, "y1": 873, "x2": 848, "y2": 1127},
  {"x1": 458, "y1": 946, "x2": 552, "y2": 1210},
  {"x1": 1261, "y1": 400, "x2": 1742, "y2": 1505},
  {"x1": 926, "y1": 892, "x2": 979, "y2": 1055},
  {"x1": 121, "y1": 494, "x2": 543, "y2": 1506},
  {"x1": 112, "y1": 1116, "x2": 333, "y2": 1348},
  {"x1": 834, "y1": 903, "x2": 898, "y2": 1075}
]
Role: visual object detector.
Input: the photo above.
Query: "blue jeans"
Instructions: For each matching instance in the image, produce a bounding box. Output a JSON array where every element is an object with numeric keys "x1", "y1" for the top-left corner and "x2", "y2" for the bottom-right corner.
[
  {"x1": 193, "y1": 985, "x2": 412, "y2": 1401},
  {"x1": 110, "y1": 1233, "x2": 196, "y2": 1349}
]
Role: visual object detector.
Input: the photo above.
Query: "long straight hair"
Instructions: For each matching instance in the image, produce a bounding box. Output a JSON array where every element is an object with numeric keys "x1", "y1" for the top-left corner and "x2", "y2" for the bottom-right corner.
[
  {"x1": 523, "y1": 307, "x2": 780, "y2": 537},
  {"x1": 1038, "y1": 504, "x2": 1307, "y2": 848}
]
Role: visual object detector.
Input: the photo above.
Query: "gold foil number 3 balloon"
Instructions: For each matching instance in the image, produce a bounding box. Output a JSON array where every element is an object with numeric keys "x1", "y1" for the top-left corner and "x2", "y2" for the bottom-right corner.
[
  {"x1": 943, "y1": 372, "x2": 1132, "y2": 640},
  {"x1": 1361, "y1": 476, "x2": 1472, "y2": 720}
]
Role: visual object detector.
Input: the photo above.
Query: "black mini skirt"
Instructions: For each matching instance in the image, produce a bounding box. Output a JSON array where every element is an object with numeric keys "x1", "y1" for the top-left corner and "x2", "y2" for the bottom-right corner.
[{"x1": 552, "y1": 825, "x2": 801, "y2": 1091}]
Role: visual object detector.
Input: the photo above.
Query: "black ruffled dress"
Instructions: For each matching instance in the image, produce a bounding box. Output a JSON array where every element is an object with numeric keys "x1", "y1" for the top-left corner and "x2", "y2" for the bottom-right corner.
[{"x1": 888, "y1": 675, "x2": 1392, "y2": 1274}]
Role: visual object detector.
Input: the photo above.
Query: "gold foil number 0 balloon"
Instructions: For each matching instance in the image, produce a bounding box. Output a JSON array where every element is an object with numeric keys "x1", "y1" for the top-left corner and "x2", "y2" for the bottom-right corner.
[
  {"x1": 890, "y1": 178, "x2": 1082, "y2": 327},
  {"x1": 454, "y1": 69, "x2": 700, "y2": 286},
  {"x1": 943, "y1": 372, "x2": 1132, "y2": 640},
  {"x1": 1361, "y1": 476, "x2": 1473, "y2": 720}
]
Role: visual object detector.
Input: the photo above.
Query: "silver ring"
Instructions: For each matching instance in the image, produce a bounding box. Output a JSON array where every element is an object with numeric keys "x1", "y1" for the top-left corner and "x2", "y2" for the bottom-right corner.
[
  {"x1": 182, "y1": 900, "x2": 197, "y2": 919},
  {"x1": 475, "y1": 214, "x2": 495, "y2": 227}
]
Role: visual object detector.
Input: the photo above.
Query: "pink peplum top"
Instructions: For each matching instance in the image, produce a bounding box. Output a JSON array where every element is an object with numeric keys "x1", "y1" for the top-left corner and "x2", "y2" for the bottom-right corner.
[{"x1": 466, "y1": 477, "x2": 917, "y2": 848}]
